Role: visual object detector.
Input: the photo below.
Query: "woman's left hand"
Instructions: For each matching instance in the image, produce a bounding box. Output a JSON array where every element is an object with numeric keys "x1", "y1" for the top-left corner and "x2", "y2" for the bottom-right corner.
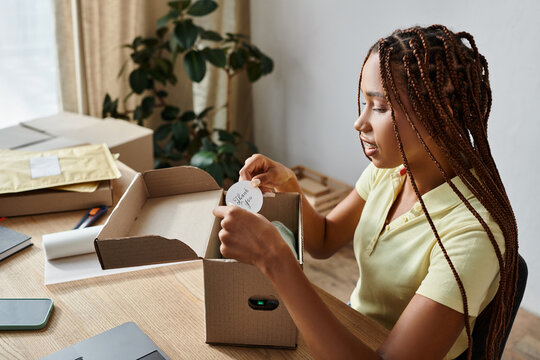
[{"x1": 212, "y1": 205, "x2": 291, "y2": 272}]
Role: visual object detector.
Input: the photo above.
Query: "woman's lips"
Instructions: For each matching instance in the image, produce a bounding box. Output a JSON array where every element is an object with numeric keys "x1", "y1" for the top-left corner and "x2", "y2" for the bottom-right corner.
[{"x1": 361, "y1": 137, "x2": 377, "y2": 156}]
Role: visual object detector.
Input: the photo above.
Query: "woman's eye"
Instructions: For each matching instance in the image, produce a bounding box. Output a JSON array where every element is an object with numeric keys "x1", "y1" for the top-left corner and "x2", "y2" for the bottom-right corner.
[{"x1": 373, "y1": 108, "x2": 387, "y2": 113}]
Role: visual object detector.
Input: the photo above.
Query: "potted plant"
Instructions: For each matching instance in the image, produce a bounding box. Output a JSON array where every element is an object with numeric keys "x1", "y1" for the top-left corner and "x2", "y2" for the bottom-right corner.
[{"x1": 102, "y1": 0, "x2": 273, "y2": 186}]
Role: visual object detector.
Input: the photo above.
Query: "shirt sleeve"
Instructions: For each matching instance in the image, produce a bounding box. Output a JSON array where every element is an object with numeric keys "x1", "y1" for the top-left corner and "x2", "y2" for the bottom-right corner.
[
  {"x1": 416, "y1": 219, "x2": 505, "y2": 316},
  {"x1": 355, "y1": 162, "x2": 377, "y2": 200}
]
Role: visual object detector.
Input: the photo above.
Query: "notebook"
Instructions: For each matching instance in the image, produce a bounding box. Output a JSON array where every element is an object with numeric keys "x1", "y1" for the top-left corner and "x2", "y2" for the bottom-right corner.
[
  {"x1": 40, "y1": 322, "x2": 169, "y2": 360},
  {"x1": 0, "y1": 225, "x2": 32, "y2": 261}
]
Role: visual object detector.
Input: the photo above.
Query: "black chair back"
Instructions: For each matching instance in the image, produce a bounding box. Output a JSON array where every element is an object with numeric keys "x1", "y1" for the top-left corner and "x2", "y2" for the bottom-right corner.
[{"x1": 455, "y1": 255, "x2": 528, "y2": 359}]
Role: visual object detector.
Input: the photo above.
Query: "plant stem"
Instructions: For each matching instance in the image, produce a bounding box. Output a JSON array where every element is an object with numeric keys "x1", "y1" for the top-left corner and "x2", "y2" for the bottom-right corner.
[{"x1": 226, "y1": 71, "x2": 232, "y2": 133}]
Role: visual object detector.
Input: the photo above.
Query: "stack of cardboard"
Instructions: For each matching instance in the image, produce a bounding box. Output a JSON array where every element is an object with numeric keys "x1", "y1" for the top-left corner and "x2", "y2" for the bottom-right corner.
[
  {"x1": 292, "y1": 165, "x2": 353, "y2": 215},
  {"x1": 0, "y1": 144, "x2": 120, "y2": 217},
  {"x1": 0, "y1": 112, "x2": 154, "y2": 217},
  {"x1": 0, "y1": 112, "x2": 153, "y2": 172}
]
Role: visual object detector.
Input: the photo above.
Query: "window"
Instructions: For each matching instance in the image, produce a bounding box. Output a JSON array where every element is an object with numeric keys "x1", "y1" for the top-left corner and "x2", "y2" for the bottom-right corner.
[{"x1": 0, "y1": 0, "x2": 59, "y2": 129}]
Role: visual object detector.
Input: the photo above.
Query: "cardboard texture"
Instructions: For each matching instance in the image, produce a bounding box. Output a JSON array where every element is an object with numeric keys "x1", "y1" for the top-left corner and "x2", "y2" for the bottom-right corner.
[
  {"x1": 95, "y1": 166, "x2": 303, "y2": 348},
  {"x1": 0, "y1": 112, "x2": 153, "y2": 172},
  {"x1": 0, "y1": 180, "x2": 113, "y2": 217}
]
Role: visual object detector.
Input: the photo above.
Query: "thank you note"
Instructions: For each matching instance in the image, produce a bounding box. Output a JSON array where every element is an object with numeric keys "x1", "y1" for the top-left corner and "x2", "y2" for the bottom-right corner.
[{"x1": 225, "y1": 180, "x2": 263, "y2": 213}]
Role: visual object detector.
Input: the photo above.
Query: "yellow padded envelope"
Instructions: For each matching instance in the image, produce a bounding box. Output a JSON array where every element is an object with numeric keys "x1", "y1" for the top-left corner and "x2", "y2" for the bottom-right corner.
[{"x1": 0, "y1": 144, "x2": 121, "y2": 194}]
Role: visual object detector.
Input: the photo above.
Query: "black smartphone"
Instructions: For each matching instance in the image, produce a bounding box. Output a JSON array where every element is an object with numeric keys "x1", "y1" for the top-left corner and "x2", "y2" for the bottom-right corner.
[{"x1": 0, "y1": 298, "x2": 54, "y2": 330}]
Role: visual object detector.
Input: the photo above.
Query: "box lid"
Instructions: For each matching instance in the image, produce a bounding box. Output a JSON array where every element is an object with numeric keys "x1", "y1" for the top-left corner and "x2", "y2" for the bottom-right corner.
[
  {"x1": 0, "y1": 124, "x2": 53, "y2": 149},
  {"x1": 23, "y1": 112, "x2": 153, "y2": 149},
  {"x1": 95, "y1": 166, "x2": 224, "y2": 269}
]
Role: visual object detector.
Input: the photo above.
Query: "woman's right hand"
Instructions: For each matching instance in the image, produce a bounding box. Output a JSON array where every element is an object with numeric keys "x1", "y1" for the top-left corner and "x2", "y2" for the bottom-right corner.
[{"x1": 239, "y1": 154, "x2": 299, "y2": 193}]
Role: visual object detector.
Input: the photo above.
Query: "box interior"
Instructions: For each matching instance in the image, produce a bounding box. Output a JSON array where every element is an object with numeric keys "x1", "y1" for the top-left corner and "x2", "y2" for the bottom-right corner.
[{"x1": 96, "y1": 166, "x2": 303, "y2": 268}]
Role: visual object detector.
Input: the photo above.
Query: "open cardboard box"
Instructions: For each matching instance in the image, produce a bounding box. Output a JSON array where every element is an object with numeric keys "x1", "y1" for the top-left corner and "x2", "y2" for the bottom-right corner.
[{"x1": 94, "y1": 166, "x2": 303, "y2": 348}]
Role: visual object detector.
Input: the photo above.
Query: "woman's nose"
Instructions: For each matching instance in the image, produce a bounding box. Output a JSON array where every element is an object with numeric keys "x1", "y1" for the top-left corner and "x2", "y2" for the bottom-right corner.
[{"x1": 354, "y1": 112, "x2": 368, "y2": 132}]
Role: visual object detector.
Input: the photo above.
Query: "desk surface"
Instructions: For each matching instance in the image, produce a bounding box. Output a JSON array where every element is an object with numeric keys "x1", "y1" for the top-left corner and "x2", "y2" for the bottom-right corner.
[{"x1": 0, "y1": 163, "x2": 388, "y2": 359}]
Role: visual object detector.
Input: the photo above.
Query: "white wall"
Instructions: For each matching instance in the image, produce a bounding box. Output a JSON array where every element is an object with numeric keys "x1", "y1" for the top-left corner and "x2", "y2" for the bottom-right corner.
[{"x1": 251, "y1": 0, "x2": 540, "y2": 315}]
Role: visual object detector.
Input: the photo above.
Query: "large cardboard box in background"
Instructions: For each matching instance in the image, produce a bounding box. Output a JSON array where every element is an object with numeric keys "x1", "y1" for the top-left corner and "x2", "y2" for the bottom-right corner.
[
  {"x1": 0, "y1": 112, "x2": 153, "y2": 172},
  {"x1": 94, "y1": 166, "x2": 303, "y2": 348}
]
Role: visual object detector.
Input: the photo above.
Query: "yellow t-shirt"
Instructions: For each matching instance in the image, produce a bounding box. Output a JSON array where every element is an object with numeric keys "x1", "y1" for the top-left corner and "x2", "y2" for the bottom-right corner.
[{"x1": 350, "y1": 163, "x2": 505, "y2": 359}]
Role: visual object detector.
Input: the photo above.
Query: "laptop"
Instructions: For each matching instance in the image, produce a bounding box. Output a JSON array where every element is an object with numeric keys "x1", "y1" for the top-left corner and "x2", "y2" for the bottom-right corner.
[{"x1": 41, "y1": 322, "x2": 169, "y2": 360}]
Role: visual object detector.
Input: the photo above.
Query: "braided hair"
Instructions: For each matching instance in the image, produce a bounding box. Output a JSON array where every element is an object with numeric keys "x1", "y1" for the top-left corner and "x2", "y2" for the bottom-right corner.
[{"x1": 358, "y1": 25, "x2": 518, "y2": 359}]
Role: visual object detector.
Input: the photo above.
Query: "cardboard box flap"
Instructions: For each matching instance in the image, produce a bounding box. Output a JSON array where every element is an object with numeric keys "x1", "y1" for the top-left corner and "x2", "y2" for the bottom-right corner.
[
  {"x1": 95, "y1": 235, "x2": 198, "y2": 269},
  {"x1": 142, "y1": 166, "x2": 219, "y2": 198},
  {"x1": 95, "y1": 166, "x2": 223, "y2": 270},
  {"x1": 98, "y1": 173, "x2": 149, "y2": 240}
]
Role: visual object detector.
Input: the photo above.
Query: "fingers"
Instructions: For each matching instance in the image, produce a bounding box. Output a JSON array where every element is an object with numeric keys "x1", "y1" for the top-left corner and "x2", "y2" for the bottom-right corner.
[
  {"x1": 239, "y1": 154, "x2": 269, "y2": 181},
  {"x1": 212, "y1": 205, "x2": 229, "y2": 219}
]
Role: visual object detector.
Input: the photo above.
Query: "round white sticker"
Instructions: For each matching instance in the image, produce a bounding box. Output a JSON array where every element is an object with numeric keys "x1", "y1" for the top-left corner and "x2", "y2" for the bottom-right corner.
[{"x1": 225, "y1": 180, "x2": 264, "y2": 213}]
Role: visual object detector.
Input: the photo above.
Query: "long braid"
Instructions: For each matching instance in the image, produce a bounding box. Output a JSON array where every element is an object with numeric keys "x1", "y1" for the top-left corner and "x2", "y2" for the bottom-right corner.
[
  {"x1": 381, "y1": 41, "x2": 475, "y2": 358},
  {"x1": 361, "y1": 26, "x2": 519, "y2": 359}
]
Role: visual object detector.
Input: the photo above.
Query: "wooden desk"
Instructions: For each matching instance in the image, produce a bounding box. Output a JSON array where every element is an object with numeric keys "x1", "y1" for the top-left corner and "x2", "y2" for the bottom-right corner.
[{"x1": 0, "y1": 164, "x2": 388, "y2": 359}]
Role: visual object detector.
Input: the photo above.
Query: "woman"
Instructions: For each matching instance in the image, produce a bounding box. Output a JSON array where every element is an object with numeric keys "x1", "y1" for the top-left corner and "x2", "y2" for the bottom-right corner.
[{"x1": 213, "y1": 25, "x2": 518, "y2": 360}]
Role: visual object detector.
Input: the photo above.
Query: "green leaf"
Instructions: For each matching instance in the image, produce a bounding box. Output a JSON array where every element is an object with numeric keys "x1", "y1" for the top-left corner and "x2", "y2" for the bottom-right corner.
[
  {"x1": 246, "y1": 61, "x2": 262, "y2": 82},
  {"x1": 180, "y1": 110, "x2": 196, "y2": 122},
  {"x1": 190, "y1": 150, "x2": 216, "y2": 168},
  {"x1": 168, "y1": 0, "x2": 191, "y2": 10},
  {"x1": 172, "y1": 122, "x2": 190, "y2": 151},
  {"x1": 149, "y1": 67, "x2": 168, "y2": 84},
  {"x1": 232, "y1": 130, "x2": 242, "y2": 138},
  {"x1": 242, "y1": 42, "x2": 262, "y2": 57},
  {"x1": 217, "y1": 143, "x2": 236, "y2": 155},
  {"x1": 215, "y1": 129, "x2": 235, "y2": 143},
  {"x1": 133, "y1": 106, "x2": 143, "y2": 123},
  {"x1": 168, "y1": 152, "x2": 183, "y2": 161},
  {"x1": 187, "y1": 0, "x2": 218, "y2": 16},
  {"x1": 174, "y1": 19, "x2": 198, "y2": 49},
  {"x1": 260, "y1": 55, "x2": 274, "y2": 74},
  {"x1": 154, "y1": 123, "x2": 172, "y2": 141},
  {"x1": 154, "y1": 143, "x2": 165, "y2": 157},
  {"x1": 157, "y1": 90, "x2": 168, "y2": 98},
  {"x1": 155, "y1": 58, "x2": 172, "y2": 74},
  {"x1": 165, "y1": 139, "x2": 175, "y2": 154},
  {"x1": 169, "y1": 36, "x2": 182, "y2": 66},
  {"x1": 129, "y1": 68, "x2": 148, "y2": 94},
  {"x1": 168, "y1": 73, "x2": 178, "y2": 85},
  {"x1": 202, "y1": 47, "x2": 226, "y2": 68},
  {"x1": 131, "y1": 48, "x2": 152, "y2": 63},
  {"x1": 132, "y1": 36, "x2": 143, "y2": 49},
  {"x1": 247, "y1": 141, "x2": 258, "y2": 154},
  {"x1": 183, "y1": 50, "x2": 206, "y2": 82},
  {"x1": 199, "y1": 29, "x2": 222, "y2": 41},
  {"x1": 229, "y1": 50, "x2": 245, "y2": 70},
  {"x1": 154, "y1": 159, "x2": 172, "y2": 169},
  {"x1": 142, "y1": 38, "x2": 159, "y2": 47},
  {"x1": 201, "y1": 137, "x2": 216, "y2": 152},
  {"x1": 156, "y1": 27, "x2": 168, "y2": 39},
  {"x1": 141, "y1": 96, "x2": 155, "y2": 118},
  {"x1": 221, "y1": 161, "x2": 238, "y2": 180},
  {"x1": 157, "y1": 9, "x2": 180, "y2": 29},
  {"x1": 205, "y1": 162, "x2": 224, "y2": 186},
  {"x1": 161, "y1": 105, "x2": 180, "y2": 121},
  {"x1": 102, "y1": 94, "x2": 113, "y2": 118},
  {"x1": 197, "y1": 106, "x2": 213, "y2": 118}
]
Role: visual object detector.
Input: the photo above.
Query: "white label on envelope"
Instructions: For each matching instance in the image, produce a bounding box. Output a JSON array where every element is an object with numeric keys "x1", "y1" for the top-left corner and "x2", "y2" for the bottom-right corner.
[
  {"x1": 29, "y1": 156, "x2": 61, "y2": 178},
  {"x1": 226, "y1": 180, "x2": 263, "y2": 213}
]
